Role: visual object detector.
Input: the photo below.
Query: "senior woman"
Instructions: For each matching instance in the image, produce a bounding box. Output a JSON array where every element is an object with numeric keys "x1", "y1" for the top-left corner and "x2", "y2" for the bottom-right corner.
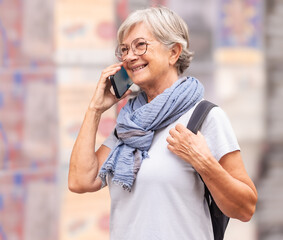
[{"x1": 68, "y1": 6, "x2": 257, "y2": 240}]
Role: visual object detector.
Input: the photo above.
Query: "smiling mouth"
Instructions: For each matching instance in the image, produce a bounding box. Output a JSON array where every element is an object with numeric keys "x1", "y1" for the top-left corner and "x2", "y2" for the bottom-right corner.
[{"x1": 132, "y1": 64, "x2": 148, "y2": 72}]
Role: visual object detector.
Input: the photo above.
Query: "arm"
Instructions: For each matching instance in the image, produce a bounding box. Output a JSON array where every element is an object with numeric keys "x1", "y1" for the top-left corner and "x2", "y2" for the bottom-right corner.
[
  {"x1": 68, "y1": 62, "x2": 131, "y2": 193},
  {"x1": 166, "y1": 124, "x2": 258, "y2": 222}
]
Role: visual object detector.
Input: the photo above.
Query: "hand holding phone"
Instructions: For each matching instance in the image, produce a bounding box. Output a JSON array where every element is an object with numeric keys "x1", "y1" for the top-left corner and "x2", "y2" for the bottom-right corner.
[{"x1": 109, "y1": 66, "x2": 133, "y2": 98}]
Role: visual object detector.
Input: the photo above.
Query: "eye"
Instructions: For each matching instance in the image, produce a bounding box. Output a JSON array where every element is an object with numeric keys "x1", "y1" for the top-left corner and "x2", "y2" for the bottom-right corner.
[
  {"x1": 135, "y1": 41, "x2": 147, "y2": 49},
  {"x1": 120, "y1": 45, "x2": 129, "y2": 54}
]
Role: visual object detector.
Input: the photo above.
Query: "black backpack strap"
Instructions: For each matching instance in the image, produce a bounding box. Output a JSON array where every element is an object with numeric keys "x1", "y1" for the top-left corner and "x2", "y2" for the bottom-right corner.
[
  {"x1": 186, "y1": 100, "x2": 230, "y2": 240},
  {"x1": 186, "y1": 100, "x2": 217, "y2": 134},
  {"x1": 186, "y1": 100, "x2": 217, "y2": 196}
]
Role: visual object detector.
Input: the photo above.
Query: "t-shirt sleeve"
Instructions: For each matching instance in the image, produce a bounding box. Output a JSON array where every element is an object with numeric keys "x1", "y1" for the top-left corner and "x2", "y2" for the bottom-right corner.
[
  {"x1": 102, "y1": 130, "x2": 119, "y2": 150},
  {"x1": 200, "y1": 106, "x2": 240, "y2": 161}
]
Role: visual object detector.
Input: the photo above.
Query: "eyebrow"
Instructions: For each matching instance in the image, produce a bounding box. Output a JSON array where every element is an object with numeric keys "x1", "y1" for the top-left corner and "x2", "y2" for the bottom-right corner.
[{"x1": 121, "y1": 37, "x2": 148, "y2": 45}]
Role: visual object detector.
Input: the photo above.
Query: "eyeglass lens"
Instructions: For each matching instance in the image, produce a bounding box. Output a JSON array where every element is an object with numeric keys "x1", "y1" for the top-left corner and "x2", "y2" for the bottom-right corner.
[{"x1": 116, "y1": 38, "x2": 148, "y2": 61}]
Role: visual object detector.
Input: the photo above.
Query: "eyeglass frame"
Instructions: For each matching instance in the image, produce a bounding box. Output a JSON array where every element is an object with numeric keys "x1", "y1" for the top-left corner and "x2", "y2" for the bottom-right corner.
[{"x1": 115, "y1": 37, "x2": 150, "y2": 62}]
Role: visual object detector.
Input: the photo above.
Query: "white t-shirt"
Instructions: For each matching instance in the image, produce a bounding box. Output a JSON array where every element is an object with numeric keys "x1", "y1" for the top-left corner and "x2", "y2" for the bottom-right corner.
[{"x1": 103, "y1": 101, "x2": 240, "y2": 240}]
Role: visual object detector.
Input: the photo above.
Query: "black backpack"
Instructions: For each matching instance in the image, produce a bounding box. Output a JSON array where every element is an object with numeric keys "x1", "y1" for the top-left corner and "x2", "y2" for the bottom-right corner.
[{"x1": 187, "y1": 100, "x2": 229, "y2": 240}]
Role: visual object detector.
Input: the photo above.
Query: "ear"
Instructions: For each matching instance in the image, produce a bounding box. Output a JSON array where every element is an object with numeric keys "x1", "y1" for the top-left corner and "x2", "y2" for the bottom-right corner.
[{"x1": 169, "y1": 43, "x2": 182, "y2": 66}]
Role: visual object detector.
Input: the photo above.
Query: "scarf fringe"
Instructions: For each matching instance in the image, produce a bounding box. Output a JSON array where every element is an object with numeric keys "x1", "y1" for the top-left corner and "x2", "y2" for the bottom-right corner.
[{"x1": 99, "y1": 172, "x2": 132, "y2": 191}]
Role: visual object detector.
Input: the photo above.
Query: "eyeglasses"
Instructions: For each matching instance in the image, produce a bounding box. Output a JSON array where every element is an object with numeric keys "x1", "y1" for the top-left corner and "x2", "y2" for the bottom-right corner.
[{"x1": 115, "y1": 38, "x2": 149, "y2": 62}]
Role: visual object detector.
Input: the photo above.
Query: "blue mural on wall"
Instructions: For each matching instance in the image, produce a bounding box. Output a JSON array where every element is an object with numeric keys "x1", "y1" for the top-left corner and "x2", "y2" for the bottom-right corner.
[{"x1": 217, "y1": 0, "x2": 262, "y2": 48}]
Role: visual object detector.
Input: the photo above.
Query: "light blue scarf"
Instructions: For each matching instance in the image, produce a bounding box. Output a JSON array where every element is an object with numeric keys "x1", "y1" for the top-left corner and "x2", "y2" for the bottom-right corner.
[{"x1": 99, "y1": 76, "x2": 204, "y2": 191}]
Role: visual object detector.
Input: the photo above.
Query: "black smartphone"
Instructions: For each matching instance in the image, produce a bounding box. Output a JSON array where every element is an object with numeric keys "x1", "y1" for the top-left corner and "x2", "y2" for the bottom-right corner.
[{"x1": 109, "y1": 66, "x2": 133, "y2": 98}]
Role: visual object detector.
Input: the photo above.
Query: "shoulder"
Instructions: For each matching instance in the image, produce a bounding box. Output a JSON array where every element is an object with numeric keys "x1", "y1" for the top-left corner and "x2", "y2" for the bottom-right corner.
[
  {"x1": 178, "y1": 100, "x2": 228, "y2": 128},
  {"x1": 200, "y1": 103, "x2": 240, "y2": 161},
  {"x1": 201, "y1": 104, "x2": 233, "y2": 130},
  {"x1": 103, "y1": 130, "x2": 119, "y2": 150}
]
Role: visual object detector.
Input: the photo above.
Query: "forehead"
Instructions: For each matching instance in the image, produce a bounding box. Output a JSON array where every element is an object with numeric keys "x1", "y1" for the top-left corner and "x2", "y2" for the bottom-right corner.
[{"x1": 122, "y1": 22, "x2": 154, "y2": 44}]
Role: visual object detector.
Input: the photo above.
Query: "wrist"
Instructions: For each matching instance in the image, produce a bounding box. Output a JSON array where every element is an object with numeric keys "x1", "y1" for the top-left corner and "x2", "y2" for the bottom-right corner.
[
  {"x1": 193, "y1": 154, "x2": 217, "y2": 177},
  {"x1": 88, "y1": 99, "x2": 106, "y2": 115},
  {"x1": 86, "y1": 107, "x2": 103, "y2": 122},
  {"x1": 88, "y1": 105, "x2": 103, "y2": 115}
]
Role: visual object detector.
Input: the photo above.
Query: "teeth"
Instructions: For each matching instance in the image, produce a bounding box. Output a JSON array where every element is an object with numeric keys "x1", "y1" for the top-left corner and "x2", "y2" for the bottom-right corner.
[{"x1": 132, "y1": 65, "x2": 146, "y2": 72}]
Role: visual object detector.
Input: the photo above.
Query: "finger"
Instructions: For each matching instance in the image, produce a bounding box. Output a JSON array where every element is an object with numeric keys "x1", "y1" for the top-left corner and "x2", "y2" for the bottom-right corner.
[
  {"x1": 196, "y1": 131, "x2": 206, "y2": 141},
  {"x1": 112, "y1": 62, "x2": 124, "y2": 67},
  {"x1": 167, "y1": 144, "x2": 175, "y2": 153},
  {"x1": 105, "y1": 77, "x2": 112, "y2": 87},
  {"x1": 105, "y1": 62, "x2": 123, "y2": 71},
  {"x1": 101, "y1": 63, "x2": 123, "y2": 81},
  {"x1": 102, "y1": 67, "x2": 121, "y2": 80},
  {"x1": 196, "y1": 131, "x2": 203, "y2": 137},
  {"x1": 175, "y1": 123, "x2": 187, "y2": 132},
  {"x1": 166, "y1": 135, "x2": 175, "y2": 145},
  {"x1": 169, "y1": 128, "x2": 179, "y2": 137},
  {"x1": 175, "y1": 124, "x2": 195, "y2": 136}
]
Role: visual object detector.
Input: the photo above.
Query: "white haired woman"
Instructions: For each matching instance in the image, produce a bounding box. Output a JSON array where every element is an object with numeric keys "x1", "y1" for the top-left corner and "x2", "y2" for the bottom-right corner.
[{"x1": 68, "y1": 6, "x2": 257, "y2": 240}]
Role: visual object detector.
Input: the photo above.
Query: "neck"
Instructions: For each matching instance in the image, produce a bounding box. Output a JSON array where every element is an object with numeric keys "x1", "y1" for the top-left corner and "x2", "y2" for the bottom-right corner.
[{"x1": 143, "y1": 72, "x2": 179, "y2": 102}]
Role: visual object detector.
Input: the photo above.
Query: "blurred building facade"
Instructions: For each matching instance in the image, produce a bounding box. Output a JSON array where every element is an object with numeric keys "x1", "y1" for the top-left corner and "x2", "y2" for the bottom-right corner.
[
  {"x1": 0, "y1": 0, "x2": 58, "y2": 239},
  {"x1": 256, "y1": 0, "x2": 283, "y2": 240},
  {"x1": 0, "y1": 0, "x2": 281, "y2": 240}
]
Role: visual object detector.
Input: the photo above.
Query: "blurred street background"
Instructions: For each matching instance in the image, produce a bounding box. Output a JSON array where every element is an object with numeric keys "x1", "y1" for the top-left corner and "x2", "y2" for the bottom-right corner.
[{"x1": 0, "y1": 0, "x2": 282, "y2": 239}]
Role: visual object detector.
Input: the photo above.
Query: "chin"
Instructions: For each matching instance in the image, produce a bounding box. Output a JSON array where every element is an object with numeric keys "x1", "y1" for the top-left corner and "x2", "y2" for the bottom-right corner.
[{"x1": 131, "y1": 76, "x2": 148, "y2": 87}]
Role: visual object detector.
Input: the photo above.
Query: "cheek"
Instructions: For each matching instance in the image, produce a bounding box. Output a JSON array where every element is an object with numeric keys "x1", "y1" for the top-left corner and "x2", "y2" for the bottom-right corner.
[
  {"x1": 150, "y1": 59, "x2": 169, "y2": 73},
  {"x1": 155, "y1": 51, "x2": 170, "y2": 66}
]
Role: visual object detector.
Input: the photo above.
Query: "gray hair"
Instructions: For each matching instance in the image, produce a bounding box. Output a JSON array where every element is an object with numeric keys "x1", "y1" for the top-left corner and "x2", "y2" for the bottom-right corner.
[{"x1": 117, "y1": 6, "x2": 193, "y2": 75}]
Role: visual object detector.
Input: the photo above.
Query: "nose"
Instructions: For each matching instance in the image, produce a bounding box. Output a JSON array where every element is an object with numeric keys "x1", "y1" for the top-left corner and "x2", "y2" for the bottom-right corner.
[{"x1": 124, "y1": 48, "x2": 138, "y2": 62}]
